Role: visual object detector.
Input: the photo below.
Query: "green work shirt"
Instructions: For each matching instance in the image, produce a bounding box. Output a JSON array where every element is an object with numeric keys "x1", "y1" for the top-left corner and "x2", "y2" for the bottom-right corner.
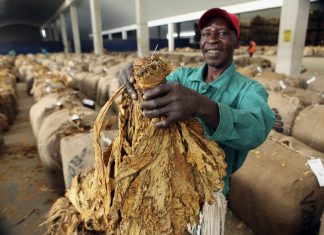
[{"x1": 166, "y1": 63, "x2": 275, "y2": 195}]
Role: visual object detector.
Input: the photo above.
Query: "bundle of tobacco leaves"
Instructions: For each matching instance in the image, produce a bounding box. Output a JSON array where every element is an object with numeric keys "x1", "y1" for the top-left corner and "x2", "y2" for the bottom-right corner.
[{"x1": 43, "y1": 55, "x2": 226, "y2": 235}]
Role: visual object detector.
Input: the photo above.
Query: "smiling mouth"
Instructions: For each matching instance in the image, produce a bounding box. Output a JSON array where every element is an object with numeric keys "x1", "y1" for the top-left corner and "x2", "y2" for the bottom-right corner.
[{"x1": 206, "y1": 49, "x2": 222, "y2": 55}]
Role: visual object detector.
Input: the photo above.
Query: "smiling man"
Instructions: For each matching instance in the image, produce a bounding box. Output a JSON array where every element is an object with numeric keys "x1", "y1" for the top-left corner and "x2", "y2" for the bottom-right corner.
[{"x1": 120, "y1": 8, "x2": 275, "y2": 195}]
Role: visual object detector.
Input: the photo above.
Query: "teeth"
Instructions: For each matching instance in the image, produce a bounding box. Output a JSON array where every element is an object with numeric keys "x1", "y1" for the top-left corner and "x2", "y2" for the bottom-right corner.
[{"x1": 207, "y1": 50, "x2": 218, "y2": 54}]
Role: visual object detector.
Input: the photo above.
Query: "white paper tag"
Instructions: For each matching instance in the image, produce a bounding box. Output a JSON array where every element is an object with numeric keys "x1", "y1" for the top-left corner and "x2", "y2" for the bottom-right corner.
[
  {"x1": 306, "y1": 76, "x2": 316, "y2": 85},
  {"x1": 307, "y1": 158, "x2": 324, "y2": 187},
  {"x1": 71, "y1": 114, "x2": 81, "y2": 121},
  {"x1": 256, "y1": 66, "x2": 263, "y2": 74},
  {"x1": 101, "y1": 136, "x2": 112, "y2": 145},
  {"x1": 82, "y1": 98, "x2": 95, "y2": 106},
  {"x1": 279, "y1": 80, "x2": 287, "y2": 90}
]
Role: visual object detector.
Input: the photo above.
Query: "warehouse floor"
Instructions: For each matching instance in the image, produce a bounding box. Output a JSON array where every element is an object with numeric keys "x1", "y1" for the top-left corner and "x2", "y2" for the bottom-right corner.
[{"x1": 0, "y1": 83, "x2": 254, "y2": 234}]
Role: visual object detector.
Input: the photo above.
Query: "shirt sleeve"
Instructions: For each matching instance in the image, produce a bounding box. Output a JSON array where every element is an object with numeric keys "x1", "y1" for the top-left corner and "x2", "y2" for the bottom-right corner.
[
  {"x1": 166, "y1": 67, "x2": 184, "y2": 84},
  {"x1": 203, "y1": 82, "x2": 275, "y2": 150}
]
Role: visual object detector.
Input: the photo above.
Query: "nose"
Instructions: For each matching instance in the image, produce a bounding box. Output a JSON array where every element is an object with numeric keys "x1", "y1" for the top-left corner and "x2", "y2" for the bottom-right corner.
[{"x1": 206, "y1": 32, "x2": 220, "y2": 43}]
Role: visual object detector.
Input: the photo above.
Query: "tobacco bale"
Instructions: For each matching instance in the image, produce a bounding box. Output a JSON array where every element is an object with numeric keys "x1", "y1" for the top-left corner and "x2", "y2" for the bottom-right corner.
[
  {"x1": 236, "y1": 64, "x2": 262, "y2": 77},
  {"x1": 298, "y1": 72, "x2": 324, "y2": 94},
  {"x1": 229, "y1": 137, "x2": 324, "y2": 235},
  {"x1": 31, "y1": 72, "x2": 73, "y2": 101},
  {"x1": 79, "y1": 74, "x2": 100, "y2": 101},
  {"x1": 303, "y1": 46, "x2": 314, "y2": 57},
  {"x1": 29, "y1": 91, "x2": 84, "y2": 140},
  {"x1": 107, "y1": 61, "x2": 134, "y2": 108},
  {"x1": 96, "y1": 77, "x2": 111, "y2": 107},
  {"x1": 60, "y1": 129, "x2": 117, "y2": 188},
  {"x1": 268, "y1": 91, "x2": 302, "y2": 135},
  {"x1": 291, "y1": 105, "x2": 324, "y2": 153},
  {"x1": 37, "y1": 107, "x2": 98, "y2": 192},
  {"x1": 70, "y1": 72, "x2": 90, "y2": 90},
  {"x1": 255, "y1": 70, "x2": 286, "y2": 80},
  {"x1": 0, "y1": 86, "x2": 17, "y2": 124},
  {"x1": 268, "y1": 130, "x2": 324, "y2": 159},
  {"x1": 282, "y1": 87, "x2": 324, "y2": 107},
  {"x1": 97, "y1": 61, "x2": 130, "y2": 107},
  {"x1": 234, "y1": 56, "x2": 271, "y2": 68}
]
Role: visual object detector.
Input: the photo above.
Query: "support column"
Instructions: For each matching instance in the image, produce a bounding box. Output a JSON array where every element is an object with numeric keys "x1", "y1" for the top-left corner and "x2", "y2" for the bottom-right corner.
[
  {"x1": 60, "y1": 13, "x2": 69, "y2": 53},
  {"x1": 275, "y1": 0, "x2": 310, "y2": 76},
  {"x1": 90, "y1": 0, "x2": 103, "y2": 55},
  {"x1": 70, "y1": 3, "x2": 81, "y2": 53},
  {"x1": 168, "y1": 23, "x2": 175, "y2": 52},
  {"x1": 135, "y1": 0, "x2": 149, "y2": 57},
  {"x1": 122, "y1": 31, "x2": 127, "y2": 40},
  {"x1": 47, "y1": 27, "x2": 53, "y2": 41},
  {"x1": 52, "y1": 22, "x2": 59, "y2": 41},
  {"x1": 176, "y1": 22, "x2": 181, "y2": 38}
]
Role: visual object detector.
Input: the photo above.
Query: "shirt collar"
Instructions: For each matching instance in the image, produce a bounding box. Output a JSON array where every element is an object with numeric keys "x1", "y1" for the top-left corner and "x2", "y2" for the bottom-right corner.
[{"x1": 190, "y1": 62, "x2": 236, "y2": 87}]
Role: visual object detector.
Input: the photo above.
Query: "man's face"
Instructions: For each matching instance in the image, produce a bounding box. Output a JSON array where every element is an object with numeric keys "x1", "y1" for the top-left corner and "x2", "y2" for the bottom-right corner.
[{"x1": 200, "y1": 17, "x2": 238, "y2": 68}]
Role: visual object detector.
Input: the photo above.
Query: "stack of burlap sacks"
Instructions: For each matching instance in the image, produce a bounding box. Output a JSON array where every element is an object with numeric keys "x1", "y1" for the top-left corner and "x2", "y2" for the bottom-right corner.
[
  {"x1": 0, "y1": 56, "x2": 18, "y2": 148},
  {"x1": 232, "y1": 56, "x2": 324, "y2": 235}
]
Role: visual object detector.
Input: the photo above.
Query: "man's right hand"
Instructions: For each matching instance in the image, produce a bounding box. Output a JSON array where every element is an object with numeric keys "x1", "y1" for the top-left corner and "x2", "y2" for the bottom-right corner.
[{"x1": 119, "y1": 62, "x2": 138, "y2": 100}]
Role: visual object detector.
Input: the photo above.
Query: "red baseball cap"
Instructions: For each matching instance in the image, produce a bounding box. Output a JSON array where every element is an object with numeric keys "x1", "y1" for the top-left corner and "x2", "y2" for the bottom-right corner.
[{"x1": 198, "y1": 8, "x2": 240, "y2": 38}]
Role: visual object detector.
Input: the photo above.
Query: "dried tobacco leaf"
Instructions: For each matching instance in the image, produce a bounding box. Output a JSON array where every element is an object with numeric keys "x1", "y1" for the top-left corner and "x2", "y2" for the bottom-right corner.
[{"x1": 44, "y1": 56, "x2": 226, "y2": 235}]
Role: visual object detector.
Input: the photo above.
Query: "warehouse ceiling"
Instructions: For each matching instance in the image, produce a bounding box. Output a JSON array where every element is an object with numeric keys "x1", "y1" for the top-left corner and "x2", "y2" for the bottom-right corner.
[{"x1": 0, "y1": 0, "x2": 64, "y2": 28}]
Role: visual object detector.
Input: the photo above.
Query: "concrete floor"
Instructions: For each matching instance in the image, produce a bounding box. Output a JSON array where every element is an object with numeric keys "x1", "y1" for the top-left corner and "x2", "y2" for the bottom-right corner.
[{"x1": 0, "y1": 83, "x2": 254, "y2": 234}]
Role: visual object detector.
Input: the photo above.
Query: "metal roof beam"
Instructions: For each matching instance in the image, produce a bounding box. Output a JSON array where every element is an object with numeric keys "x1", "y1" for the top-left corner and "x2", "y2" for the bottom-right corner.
[{"x1": 41, "y1": 0, "x2": 78, "y2": 28}]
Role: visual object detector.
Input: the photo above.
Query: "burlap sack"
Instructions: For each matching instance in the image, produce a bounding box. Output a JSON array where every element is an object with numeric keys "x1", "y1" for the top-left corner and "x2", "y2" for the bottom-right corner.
[
  {"x1": 29, "y1": 92, "x2": 83, "y2": 140},
  {"x1": 60, "y1": 129, "x2": 117, "y2": 188},
  {"x1": 236, "y1": 64, "x2": 262, "y2": 77},
  {"x1": 79, "y1": 74, "x2": 100, "y2": 101},
  {"x1": 256, "y1": 70, "x2": 286, "y2": 81},
  {"x1": 103, "y1": 61, "x2": 131, "y2": 110},
  {"x1": 37, "y1": 107, "x2": 98, "y2": 192},
  {"x1": 268, "y1": 130, "x2": 324, "y2": 159},
  {"x1": 268, "y1": 91, "x2": 302, "y2": 135},
  {"x1": 282, "y1": 87, "x2": 324, "y2": 107},
  {"x1": 96, "y1": 77, "x2": 111, "y2": 106},
  {"x1": 314, "y1": 46, "x2": 324, "y2": 57},
  {"x1": 291, "y1": 105, "x2": 324, "y2": 153},
  {"x1": 298, "y1": 72, "x2": 324, "y2": 94},
  {"x1": 229, "y1": 137, "x2": 324, "y2": 235},
  {"x1": 254, "y1": 77, "x2": 281, "y2": 92},
  {"x1": 60, "y1": 132, "x2": 95, "y2": 188},
  {"x1": 71, "y1": 72, "x2": 90, "y2": 90},
  {"x1": 235, "y1": 56, "x2": 271, "y2": 68},
  {"x1": 303, "y1": 46, "x2": 314, "y2": 57},
  {"x1": 0, "y1": 89, "x2": 17, "y2": 124}
]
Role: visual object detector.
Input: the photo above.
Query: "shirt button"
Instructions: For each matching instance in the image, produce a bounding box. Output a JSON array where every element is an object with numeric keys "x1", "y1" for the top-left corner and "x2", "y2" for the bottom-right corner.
[{"x1": 201, "y1": 85, "x2": 209, "y2": 93}]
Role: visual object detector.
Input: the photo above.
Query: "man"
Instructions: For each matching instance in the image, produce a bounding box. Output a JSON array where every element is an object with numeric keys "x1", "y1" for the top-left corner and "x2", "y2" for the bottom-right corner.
[
  {"x1": 120, "y1": 8, "x2": 275, "y2": 195},
  {"x1": 248, "y1": 40, "x2": 257, "y2": 58}
]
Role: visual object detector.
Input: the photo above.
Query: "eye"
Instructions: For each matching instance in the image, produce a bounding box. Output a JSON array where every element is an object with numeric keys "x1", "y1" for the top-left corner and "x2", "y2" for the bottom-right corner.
[
  {"x1": 218, "y1": 31, "x2": 231, "y2": 37},
  {"x1": 201, "y1": 31, "x2": 210, "y2": 37}
]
